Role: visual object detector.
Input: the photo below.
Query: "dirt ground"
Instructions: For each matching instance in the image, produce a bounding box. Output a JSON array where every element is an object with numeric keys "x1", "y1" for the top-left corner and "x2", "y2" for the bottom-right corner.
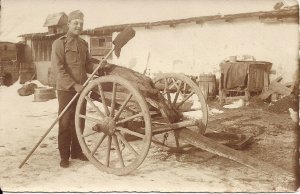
[{"x1": 0, "y1": 82, "x2": 299, "y2": 192}]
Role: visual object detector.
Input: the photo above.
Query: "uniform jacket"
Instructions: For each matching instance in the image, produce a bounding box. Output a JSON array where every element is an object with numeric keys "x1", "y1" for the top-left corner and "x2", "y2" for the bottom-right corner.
[{"x1": 51, "y1": 32, "x2": 94, "y2": 91}]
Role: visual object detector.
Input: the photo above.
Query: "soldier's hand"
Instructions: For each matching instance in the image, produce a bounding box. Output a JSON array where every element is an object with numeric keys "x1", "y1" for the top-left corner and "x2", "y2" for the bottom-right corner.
[{"x1": 74, "y1": 84, "x2": 84, "y2": 93}]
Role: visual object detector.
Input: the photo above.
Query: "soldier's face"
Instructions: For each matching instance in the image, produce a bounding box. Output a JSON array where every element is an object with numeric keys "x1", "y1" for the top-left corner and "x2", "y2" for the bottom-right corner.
[{"x1": 68, "y1": 19, "x2": 84, "y2": 36}]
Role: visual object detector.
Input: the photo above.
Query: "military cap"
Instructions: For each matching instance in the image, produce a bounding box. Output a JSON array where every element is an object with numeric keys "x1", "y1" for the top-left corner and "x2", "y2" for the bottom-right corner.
[{"x1": 68, "y1": 10, "x2": 84, "y2": 21}]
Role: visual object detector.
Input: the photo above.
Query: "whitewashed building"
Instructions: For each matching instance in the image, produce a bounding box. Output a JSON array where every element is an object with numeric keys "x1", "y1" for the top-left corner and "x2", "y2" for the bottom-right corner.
[
  {"x1": 20, "y1": 4, "x2": 298, "y2": 85},
  {"x1": 106, "y1": 6, "x2": 299, "y2": 83}
]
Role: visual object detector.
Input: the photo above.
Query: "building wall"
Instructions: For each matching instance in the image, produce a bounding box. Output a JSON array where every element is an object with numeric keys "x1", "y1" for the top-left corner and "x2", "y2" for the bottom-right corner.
[
  {"x1": 112, "y1": 17, "x2": 298, "y2": 83},
  {"x1": 35, "y1": 61, "x2": 51, "y2": 85},
  {"x1": 24, "y1": 38, "x2": 56, "y2": 85}
]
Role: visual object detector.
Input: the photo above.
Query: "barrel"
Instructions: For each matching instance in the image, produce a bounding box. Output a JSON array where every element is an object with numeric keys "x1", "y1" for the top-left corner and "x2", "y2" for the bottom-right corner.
[
  {"x1": 196, "y1": 74, "x2": 216, "y2": 100},
  {"x1": 34, "y1": 87, "x2": 56, "y2": 102}
]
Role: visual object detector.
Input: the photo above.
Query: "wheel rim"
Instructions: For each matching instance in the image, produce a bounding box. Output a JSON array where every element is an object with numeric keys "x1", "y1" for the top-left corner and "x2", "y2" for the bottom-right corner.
[
  {"x1": 75, "y1": 75, "x2": 151, "y2": 175},
  {"x1": 152, "y1": 73, "x2": 208, "y2": 151}
]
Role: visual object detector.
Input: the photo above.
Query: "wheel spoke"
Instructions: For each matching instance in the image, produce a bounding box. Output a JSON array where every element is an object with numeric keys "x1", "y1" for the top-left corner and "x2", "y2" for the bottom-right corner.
[
  {"x1": 171, "y1": 78, "x2": 180, "y2": 90},
  {"x1": 172, "y1": 79, "x2": 180, "y2": 88},
  {"x1": 165, "y1": 91, "x2": 171, "y2": 105},
  {"x1": 98, "y1": 84, "x2": 110, "y2": 116},
  {"x1": 180, "y1": 107, "x2": 202, "y2": 112},
  {"x1": 110, "y1": 83, "x2": 117, "y2": 117},
  {"x1": 182, "y1": 83, "x2": 188, "y2": 94},
  {"x1": 163, "y1": 78, "x2": 172, "y2": 104},
  {"x1": 91, "y1": 134, "x2": 107, "y2": 155},
  {"x1": 152, "y1": 121, "x2": 167, "y2": 125},
  {"x1": 85, "y1": 95, "x2": 105, "y2": 118},
  {"x1": 105, "y1": 136, "x2": 112, "y2": 167},
  {"x1": 112, "y1": 135, "x2": 125, "y2": 167},
  {"x1": 179, "y1": 89, "x2": 187, "y2": 101},
  {"x1": 116, "y1": 113, "x2": 143, "y2": 125},
  {"x1": 115, "y1": 132, "x2": 138, "y2": 156},
  {"x1": 163, "y1": 78, "x2": 169, "y2": 88},
  {"x1": 78, "y1": 114, "x2": 102, "y2": 123},
  {"x1": 116, "y1": 127, "x2": 145, "y2": 139},
  {"x1": 114, "y1": 93, "x2": 133, "y2": 121},
  {"x1": 173, "y1": 80, "x2": 183, "y2": 105},
  {"x1": 197, "y1": 120, "x2": 206, "y2": 134},
  {"x1": 75, "y1": 76, "x2": 153, "y2": 174},
  {"x1": 174, "y1": 131, "x2": 180, "y2": 148},
  {"x1": 82, "y1": 131, "x2": 98, "y2": 138},
  {"x1": 176, "y1": 91, "x2": 195, "y2": 109}
]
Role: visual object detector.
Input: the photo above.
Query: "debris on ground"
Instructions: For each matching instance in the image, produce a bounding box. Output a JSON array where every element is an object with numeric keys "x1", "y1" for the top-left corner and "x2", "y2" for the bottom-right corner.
[
  {"x1": 288, "y1": 108, "x2": 298, "y2": 123},
  {"x1": 40, "y1": 144, "x2": 48, "y2": 148},
  {"x1": 247, "y1": 95, "x2": 267, "y2": 108},
  {"x1": 17, "y1": 83, "x2": 38, "y2": 96},
  {"x1": 0, "y1": 75, "x2": 298, "y2": 192},
  {"x1": 209, "y1": 108, "x2": 224, "y2": 114},
  {"x1": 204, "y1": 131, "x2": 254, "y2": 150},
  {"x1": 259, "y1": 76, "x2": 292, "y2": 100},
  {"x1": 223, "y1": 99, "x2": 245, "y2": 109},
  {"x1": 267, "y1": 94, "x2": 298, "y2": 113}
]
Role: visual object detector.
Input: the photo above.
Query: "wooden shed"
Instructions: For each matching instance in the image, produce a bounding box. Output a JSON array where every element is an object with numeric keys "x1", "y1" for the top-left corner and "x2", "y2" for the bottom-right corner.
[
  {"x1": 20, "y1": 10, "x2": 113, "y2": 86},
  {"x1": 43, "y1": 12, "x2": 68, "y2": 35}
]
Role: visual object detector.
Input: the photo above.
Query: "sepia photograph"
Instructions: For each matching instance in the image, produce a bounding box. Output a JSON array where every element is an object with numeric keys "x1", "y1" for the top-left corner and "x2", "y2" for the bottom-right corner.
[{"x1": 0, "y1": 0, "x2": 299, "y2": 192}]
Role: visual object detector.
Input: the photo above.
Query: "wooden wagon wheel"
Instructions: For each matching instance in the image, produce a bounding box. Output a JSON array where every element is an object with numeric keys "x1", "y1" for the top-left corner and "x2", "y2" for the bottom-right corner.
[
  {"x1": 75, "y1": 75, "x2": 152, "y2": 175},
  {"x1": 152, "y1": 73, "x2": 208, "y2": 151}
]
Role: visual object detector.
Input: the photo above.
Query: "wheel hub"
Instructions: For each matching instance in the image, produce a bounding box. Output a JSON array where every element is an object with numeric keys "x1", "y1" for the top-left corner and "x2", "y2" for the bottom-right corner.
[{"x1": 92, "y1": 117, "x2": 116, "y2": 135}]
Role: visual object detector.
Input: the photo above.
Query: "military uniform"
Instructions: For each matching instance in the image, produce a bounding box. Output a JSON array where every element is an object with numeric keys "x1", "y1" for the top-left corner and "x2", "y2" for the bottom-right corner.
[
  {"x1": 51, "y1": 32, "x2": 94, "y2": 161},
  {"x1": 52, "y1": 33, "x2": 94, "y2": 90}
]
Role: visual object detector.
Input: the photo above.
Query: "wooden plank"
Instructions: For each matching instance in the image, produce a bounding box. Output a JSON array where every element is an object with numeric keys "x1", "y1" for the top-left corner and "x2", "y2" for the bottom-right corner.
[
  {"x1": 31, "y1": 41, "x2": 36, "y2": 61},
  {"x1": 177, "y1": 128, "x2": 294, "y2": 180},
  {"x1": 259, "y1": 89, "x2": 274, "y2": 100},
  {"x1": 152, "y1": 120, "x2": 197, "y2": 134},
  {"x1": 269, "y1": 81, "x2": 292, "y2": 96},
  {"x1": 259, "y1": 76, "x2": 284, "y2": 100},
  {"x1": 223, "y1": 95, "x2": 248, "y2": 102},
  {"x1": 260, "y1": 81, "x2": 292, "y2": 100},
  {"x1": 263, "y1": 71, "x2": 269, "y2": 92}
]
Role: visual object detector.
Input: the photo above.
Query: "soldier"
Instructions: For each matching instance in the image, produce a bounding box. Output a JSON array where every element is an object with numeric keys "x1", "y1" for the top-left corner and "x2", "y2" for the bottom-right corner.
[{"x1": 51, "y1": 10, "x2": 96, "y2": 168}]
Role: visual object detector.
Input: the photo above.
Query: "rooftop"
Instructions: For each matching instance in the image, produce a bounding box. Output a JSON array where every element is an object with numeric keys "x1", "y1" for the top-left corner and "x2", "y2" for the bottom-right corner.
[
  {"x1": 20, "y1": 6, "x2": 298, "y2": 39},
  {"x1": 43, "y1": 12, "x2": 68, "y2": 27}
]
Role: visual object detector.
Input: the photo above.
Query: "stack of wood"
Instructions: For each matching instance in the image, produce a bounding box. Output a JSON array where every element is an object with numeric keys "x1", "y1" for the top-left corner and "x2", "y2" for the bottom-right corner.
[{"x1": 259, "y1": 76, "x2": 294, "y2": 100}]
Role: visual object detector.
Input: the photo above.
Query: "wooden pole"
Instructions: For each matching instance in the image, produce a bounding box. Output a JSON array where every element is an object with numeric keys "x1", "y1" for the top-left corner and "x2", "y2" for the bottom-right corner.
[
  {"x1": 19, "y1": 27, "x2": 136, "y2": 168},
  {"x1": 19, "y1": 48, "x2": 115, "y2": 168},
  {"x1": 177, "y1": 128, "x2": 294, "y2": 180},
  {"x1": 152, "y1": 120, "x2": 197, "y2": 134}
]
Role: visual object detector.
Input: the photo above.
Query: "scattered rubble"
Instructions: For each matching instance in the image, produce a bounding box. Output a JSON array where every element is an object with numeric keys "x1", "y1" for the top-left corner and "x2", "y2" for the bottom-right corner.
[
  {"x1": 17, "y1": 83, "x2": 37, "y2": 96},
  {"x1": 259, "y1": 76, "x2": 293, "y2": 100},
  {"x1": 288, "y1": 108, "x2": 298, "y2": 123},
  {"x1": 267, "y1": 94, "x2": 298, "y2": 114},
  {"x1": 209, "y1": 108, "x2": 224, "y2": 114},
  {"x1": 223, "y1": 99, "x2": 245, "y2": 109},
  {"x1": 247, "y1": 95, "x2": 267, "y2": 108}
]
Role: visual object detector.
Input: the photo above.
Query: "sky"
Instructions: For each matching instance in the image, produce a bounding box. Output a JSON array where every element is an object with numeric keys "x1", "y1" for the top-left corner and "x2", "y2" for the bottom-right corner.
[{"x1": 0, "y1": 0, "x2": 293, "y2": 42}]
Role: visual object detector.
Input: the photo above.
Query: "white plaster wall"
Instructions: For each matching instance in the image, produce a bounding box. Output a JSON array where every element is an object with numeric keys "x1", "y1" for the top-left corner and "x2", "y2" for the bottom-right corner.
[
  {"x1": 112, "y1": 18, "x2": 298, "y2": 83},
  {"x1": 35, "y1": 61, "x2": 51, "y2": 85},
  {"x1": 2, "y1": 0, "x2": 283, "y2": 42}
]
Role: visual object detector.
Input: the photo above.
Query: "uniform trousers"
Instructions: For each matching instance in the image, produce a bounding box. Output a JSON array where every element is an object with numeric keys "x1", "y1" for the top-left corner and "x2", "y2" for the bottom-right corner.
[{"x1": 57, "y1": 90, "x2": 86, "y2": 160}]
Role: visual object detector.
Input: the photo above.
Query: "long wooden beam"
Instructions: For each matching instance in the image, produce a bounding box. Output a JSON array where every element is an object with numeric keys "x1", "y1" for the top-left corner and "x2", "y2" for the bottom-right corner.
[
  {"x1": 177, "y1": 128, "x2": 295, "y2": 180},
  {"x1": 152, "y1": 120, "x2": 198, "y2": 135}
]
